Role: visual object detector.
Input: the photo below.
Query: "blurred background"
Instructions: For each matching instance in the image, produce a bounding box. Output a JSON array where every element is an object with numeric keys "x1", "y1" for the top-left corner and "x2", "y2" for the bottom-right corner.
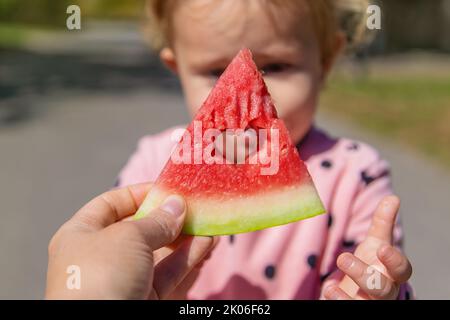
[{"x1": 0, "y1": 0, "x2": 449, "y2": 299}]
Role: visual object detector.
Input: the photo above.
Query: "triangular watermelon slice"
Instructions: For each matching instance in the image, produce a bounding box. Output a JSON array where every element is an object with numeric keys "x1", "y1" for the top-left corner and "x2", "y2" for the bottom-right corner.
[{"x1": 134, "y1": 49, "x2": 325, "y2": 235}]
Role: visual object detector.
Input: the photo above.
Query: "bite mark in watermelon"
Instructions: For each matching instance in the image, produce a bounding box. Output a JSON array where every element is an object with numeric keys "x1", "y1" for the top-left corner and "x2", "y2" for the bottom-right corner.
[{"x1": 135, "y1": 48, "x2": 325, "y2": 235}]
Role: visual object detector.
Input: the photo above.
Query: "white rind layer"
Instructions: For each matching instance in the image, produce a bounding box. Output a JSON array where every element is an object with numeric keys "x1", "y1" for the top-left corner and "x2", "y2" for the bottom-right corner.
[{"x1": 135, "y1": 184, "x2": 325, "y2": 236}]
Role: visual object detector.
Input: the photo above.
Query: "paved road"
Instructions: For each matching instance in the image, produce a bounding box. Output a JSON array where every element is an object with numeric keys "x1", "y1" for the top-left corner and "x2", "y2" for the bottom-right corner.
[{"x1": 1, "y1": 22, "x2": 449, "y2": 299}]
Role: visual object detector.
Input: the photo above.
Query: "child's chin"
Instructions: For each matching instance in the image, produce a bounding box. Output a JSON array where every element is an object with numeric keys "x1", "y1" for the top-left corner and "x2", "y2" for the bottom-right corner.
[{"x1": 286, "y1": 124, "x2": 312, "y2": 147}]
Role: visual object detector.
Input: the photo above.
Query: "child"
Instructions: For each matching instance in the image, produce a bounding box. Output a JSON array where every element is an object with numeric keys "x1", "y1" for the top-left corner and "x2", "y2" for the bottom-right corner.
[{"x1": 117, "y1": 0, "x2": 414, "y2": 299}]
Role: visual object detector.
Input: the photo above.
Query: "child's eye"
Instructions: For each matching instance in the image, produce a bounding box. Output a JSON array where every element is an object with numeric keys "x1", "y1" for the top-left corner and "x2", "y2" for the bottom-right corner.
[
  {"x1": 207, "y1": 63, "x2": 290, "y2": 78},
  {"x1": 261, "y1": 63, "x2": 291, "y2": 74}
]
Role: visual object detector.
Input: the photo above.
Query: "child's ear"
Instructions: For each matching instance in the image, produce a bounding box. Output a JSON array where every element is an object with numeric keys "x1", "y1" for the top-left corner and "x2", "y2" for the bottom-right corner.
[
  {"x1": 160, "y1": 47, "x2": 178, "y2": 74},
  {"x1": 321, "y1": 31, "x2": 346, "y2": 82}
]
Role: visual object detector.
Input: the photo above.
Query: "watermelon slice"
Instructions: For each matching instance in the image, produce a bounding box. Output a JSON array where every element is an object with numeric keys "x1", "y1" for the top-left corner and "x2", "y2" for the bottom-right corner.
[{"x1": 134, "y1": 48, "x2": 325, "y2": 235}]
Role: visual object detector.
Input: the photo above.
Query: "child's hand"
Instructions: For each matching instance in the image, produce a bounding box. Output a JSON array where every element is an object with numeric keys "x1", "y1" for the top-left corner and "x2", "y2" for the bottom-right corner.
[
  {"x1": 324, "y1": 196, "x2": 413, "y2": 300},
  {"x1": 46, "y1": 184, "x2": 216, "y2": 299}
]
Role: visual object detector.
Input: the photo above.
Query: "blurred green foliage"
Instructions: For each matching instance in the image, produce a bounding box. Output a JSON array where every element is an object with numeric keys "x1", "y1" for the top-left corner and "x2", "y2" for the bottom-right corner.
[
  {"x1": 321, "y1": 74, "x2": 450, "y2": 167},
  {"x1": 84, "y1": 0, "x2": 146, "y2": 19},
  {"x1": 0, "y1": 23, "x2": 29, "y2": 47},
  {"x1": 1, "y1": 0, "x2": 73, "y2": 26},
  {"x1": 0, "y1": 0, "x2": 145, "y2": 27}
]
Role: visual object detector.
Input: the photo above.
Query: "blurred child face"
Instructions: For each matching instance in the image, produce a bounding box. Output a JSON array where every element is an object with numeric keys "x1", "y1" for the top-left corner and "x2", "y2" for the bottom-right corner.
[{"x1": 161, "y1": 0, "x2": 337, "y2": 144}]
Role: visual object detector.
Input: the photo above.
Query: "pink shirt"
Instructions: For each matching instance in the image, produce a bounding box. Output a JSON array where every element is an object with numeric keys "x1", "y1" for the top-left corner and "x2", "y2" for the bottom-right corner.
[{"x1": 117, "y1": 125, "x2": 414, "y2": 300}]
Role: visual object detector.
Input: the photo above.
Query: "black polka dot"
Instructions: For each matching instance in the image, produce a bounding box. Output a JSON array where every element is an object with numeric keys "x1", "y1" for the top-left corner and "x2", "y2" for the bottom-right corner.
[
  {"x1": 327, "y1": 214, "x2": 333, "y2": 228},
  {"x1": 347, "y1": 142, "x2": 359, "y2": 151},
  {"x1": 361, "y1": 171, "x2": 375, "y2": 185},
  {"x1": 307, "y1": 254, "x2": 317, "y2": 269},
  {"x1": 342, "y1": 239, "x2": 356, "y2": 248},
  {"x1": 229, "y1": 235, "x2": 235, "y2": 244},
  {"x1": 321, "y1": 160, "x2": 332, "y2": 169},
  {"x1": 264, "y1": 265, "x2": 276, "y2": 279},
  {"x1": 361, "y1": 170, "x2": 390, "y2": 186},
  {"x1": 113, "y1": 177, "x2": 121, "y2": 187},
  {"x1": 405, "y1": 290, "x2": 411, "y2": 300}
]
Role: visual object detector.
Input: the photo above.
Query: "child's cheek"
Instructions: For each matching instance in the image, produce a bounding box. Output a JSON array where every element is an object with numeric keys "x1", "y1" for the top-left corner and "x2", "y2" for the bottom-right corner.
[
  {"x1": 264, "y1": 73, "x2": 320, "y2": 144},
  {"x1": 265, "y1": 73, "x2": 318, "y2": 119},
  {"x1": 180, "y1": 74, "x2": 215, "y2": 117}
]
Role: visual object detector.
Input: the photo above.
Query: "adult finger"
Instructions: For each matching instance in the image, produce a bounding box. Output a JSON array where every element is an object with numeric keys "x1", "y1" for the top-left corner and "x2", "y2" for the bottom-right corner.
[
  {"x1": 128, "y1": 195, "x2": 187, "y2": 250},
  {"x1": 366, "y1": 195, "x2": 400, "y2": 244},
  {"x1": 153, "y1": 236, "x2": 216, "y2": 299},
  {"x1": 337, "y1": 252, "x2": 398, "y2": 300},
  {"x1": 71, "y1": 183, "x2": 151, "y2": 231},
  {"x1": 378, "y1": 244, "x2": 413, "y2": 283},
  {"x1": 165, "y1": 268, "x2": 201, "y2": 300},
  {"x1": 153, "y1": 235, "x2": 191, "y2": 265}
]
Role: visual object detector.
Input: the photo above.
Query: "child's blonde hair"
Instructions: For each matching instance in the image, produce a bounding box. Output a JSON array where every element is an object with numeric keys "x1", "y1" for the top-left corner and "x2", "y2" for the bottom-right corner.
[{"x1": 145, "y1": 0, "x2": 371, "y2": 63}]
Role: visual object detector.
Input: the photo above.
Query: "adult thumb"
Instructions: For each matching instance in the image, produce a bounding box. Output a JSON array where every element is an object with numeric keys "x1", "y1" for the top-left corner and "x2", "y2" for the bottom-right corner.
[{"x1": 130, "y1": 195, "x2": 186, "y2": 250}]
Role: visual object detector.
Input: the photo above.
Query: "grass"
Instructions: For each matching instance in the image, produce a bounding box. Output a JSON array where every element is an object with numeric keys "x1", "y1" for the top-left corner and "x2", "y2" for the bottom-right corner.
[
  {"x1": 0, "y1": 23, "x2": 30, "y2": 48},
  {"x1": 0, "y1": 23, "x2": 59, "y2": 48},
  {"x1": 321, "y1": 73, "x2": 450, "y2": 167}
]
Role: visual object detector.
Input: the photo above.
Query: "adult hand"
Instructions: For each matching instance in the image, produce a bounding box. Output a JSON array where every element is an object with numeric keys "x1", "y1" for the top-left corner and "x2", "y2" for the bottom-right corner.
[{"x1": 46, "y1": 184, "x2": 216, "y2": 299}]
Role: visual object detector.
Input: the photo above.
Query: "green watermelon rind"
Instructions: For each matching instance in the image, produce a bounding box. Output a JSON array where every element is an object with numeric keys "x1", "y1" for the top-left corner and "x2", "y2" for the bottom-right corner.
[{"x1": 135, "y1": 184, "x2": 326, "y2": 236}]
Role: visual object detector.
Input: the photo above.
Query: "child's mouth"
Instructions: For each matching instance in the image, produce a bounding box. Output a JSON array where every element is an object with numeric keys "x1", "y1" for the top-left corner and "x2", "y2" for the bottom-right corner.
[{"x1": 214, "y1": 129, "x2": 262, "y2": 164}]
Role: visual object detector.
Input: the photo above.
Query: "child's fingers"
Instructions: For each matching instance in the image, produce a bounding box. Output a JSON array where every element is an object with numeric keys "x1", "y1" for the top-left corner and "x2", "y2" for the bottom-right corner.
[
  {"x1": 152, "y1": 236, "x2": 215, "y2": 299},
  {"x1": 377, "y1": 244, "x2": 413, "y2": 284},
  {"x1": 323, "y1": 285, "x2": 352, "y2": 300},
  {"x1": 366, "y1": 195, "x2": 400, "y2": 244},
  {"x1": 337, "y1": 253, "x2": 399, "y2": 300}
]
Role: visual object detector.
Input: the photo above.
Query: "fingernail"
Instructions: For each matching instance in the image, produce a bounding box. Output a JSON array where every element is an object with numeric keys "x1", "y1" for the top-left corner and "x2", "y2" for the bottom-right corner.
[
  {"x1": 339, "y1": 254, "x2": 354, "y2": 270},
  {"x1": 160, "y1": 195, "x2": 185, "y2": 217},
  {"x1": 382, "y1": 196, "x2": 399, "y2": 214},
  {"x1": 382, "y1": 200, "x2": 394, "y2": 213}
]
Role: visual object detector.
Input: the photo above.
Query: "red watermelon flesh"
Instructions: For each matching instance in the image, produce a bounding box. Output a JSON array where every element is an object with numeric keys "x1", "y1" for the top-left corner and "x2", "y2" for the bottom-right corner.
[{"x1": 134, "y1": 48, "x2": 325, "y2": 235}]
